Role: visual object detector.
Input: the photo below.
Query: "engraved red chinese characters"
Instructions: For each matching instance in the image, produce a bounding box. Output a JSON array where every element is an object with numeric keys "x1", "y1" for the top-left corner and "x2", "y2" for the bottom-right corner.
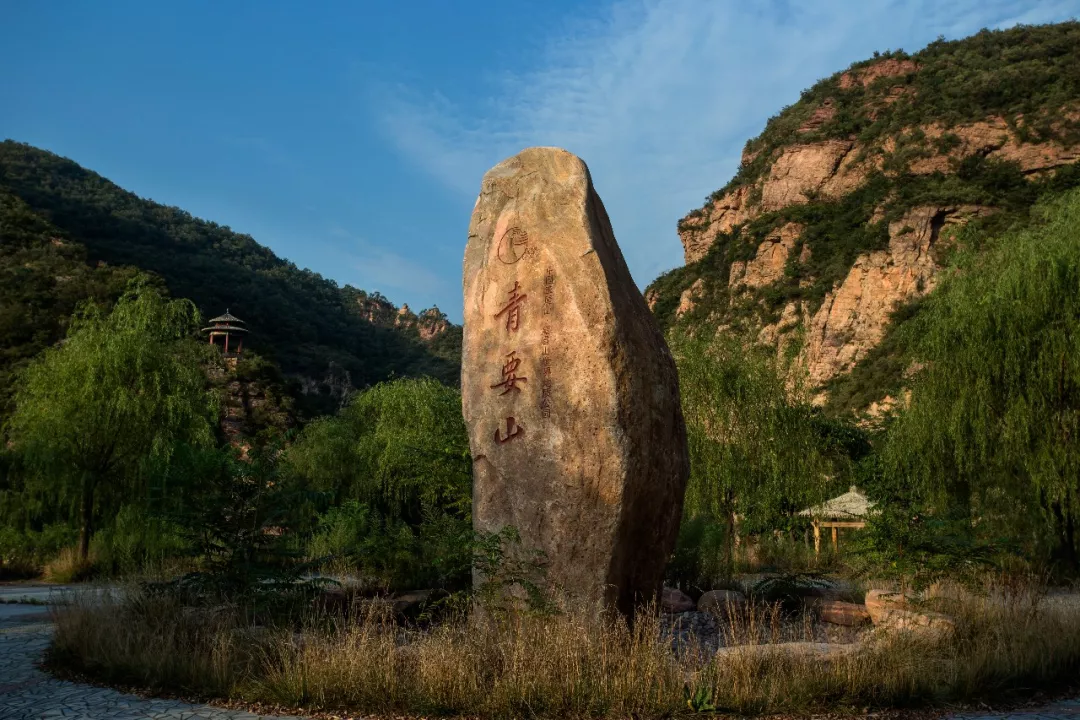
[
  {"x1": 490, "y1": 350, "x2": 528, "y2": 396},
  {"x1": 494, "y1": 281, "x2": 527, "y2": 334}
]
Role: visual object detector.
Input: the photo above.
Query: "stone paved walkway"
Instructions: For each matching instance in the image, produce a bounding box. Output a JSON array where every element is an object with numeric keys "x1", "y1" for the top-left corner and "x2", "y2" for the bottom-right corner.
[
  {"x1": 0, "y1": 605, "x2": 300, "y2": 720},
  {"x1": 2, "y1": 592, "x2": 1079, "y2": 720},
  {"x1": 951, "y1": 701, "x2": 1080, "y2": 720}
]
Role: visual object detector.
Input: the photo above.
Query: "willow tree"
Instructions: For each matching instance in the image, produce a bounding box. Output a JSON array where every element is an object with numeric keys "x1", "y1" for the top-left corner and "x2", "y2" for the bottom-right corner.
[
  {"x1": 286, "y1": 376, "x2": 471, "y2": 523},
  {"x1": 5, "y1": 279, "x2": 217, "y2": 559},
  {"x1": 670, "y1": 330, "x2": 844, "y2": 573},
  {"x1": 882, "y1": 188, "x2": 1080, "y2": 568}
]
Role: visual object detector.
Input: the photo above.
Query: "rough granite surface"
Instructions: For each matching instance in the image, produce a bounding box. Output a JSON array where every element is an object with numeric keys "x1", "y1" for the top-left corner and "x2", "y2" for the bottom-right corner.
[{"x1": 462, "y1": 147, "x2": 690, "y2": 616}]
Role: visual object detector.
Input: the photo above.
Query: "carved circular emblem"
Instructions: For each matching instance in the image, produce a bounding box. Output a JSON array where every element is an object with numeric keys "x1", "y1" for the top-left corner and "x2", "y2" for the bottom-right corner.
[{"x1": 497, "y1": 227, "x2": 530, "y2": 264}]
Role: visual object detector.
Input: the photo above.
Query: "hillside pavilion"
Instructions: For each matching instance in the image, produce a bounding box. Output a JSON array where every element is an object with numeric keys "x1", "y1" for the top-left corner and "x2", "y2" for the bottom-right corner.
[
  {"x1": 202, "y1": 310, "x2": 248, "y2": 356},
  {"x1": 798, "y1": 486, "x2": 874, "y2": 554}
]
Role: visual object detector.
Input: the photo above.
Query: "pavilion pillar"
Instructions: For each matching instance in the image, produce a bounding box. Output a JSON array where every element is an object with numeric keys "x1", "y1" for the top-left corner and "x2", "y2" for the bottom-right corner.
[
  {"x1": 813, "y1": 521, "x2": 821, "y2": 555},
  {"x1": 831, "y1": 525, "x2": 838, "y2": 550}
]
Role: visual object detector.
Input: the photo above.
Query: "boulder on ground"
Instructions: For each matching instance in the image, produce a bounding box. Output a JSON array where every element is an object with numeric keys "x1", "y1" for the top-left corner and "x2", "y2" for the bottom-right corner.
[
  {"x1": 697, "y1": 589, "x2": 746, "y2": 616},
  {"x1": 864, "y1": 589, "x2": 913, "y2": 623},
  {"x1": 815, "y1": 599, "x2": 871, "y2": 626},
  {"x1": 865, "y1": 589, "x2": 954, "y2": 637},
  {"x1": 463, "y1": 147, "x2": 690, "y2": 617},
  {"x1": 661, "y1": 587, "x2": 695, "y2": 613}
]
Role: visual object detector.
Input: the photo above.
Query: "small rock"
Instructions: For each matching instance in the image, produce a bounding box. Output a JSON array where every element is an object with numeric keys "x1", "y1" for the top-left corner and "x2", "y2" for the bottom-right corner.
[
  {"x1": 661, "y1": 587, "x2": 695, "y2": 614},
  {"x1": 660, "y1": 610, "x2": 719, "y2": 655},
  {"x1": 391, "y1": 589, "x2": 445, "y2": 620},
  {"x1": 816, "y1": 599, "x2": 871, "y2": 626},
  {"x1": 864, "y1": 589, "x2": 913, "y2": 624},
  {"x1": 875, "y1": 608, "x2": 955, "y2": 638},
  {"x1": 697, "y1": 589, "x2": 746, "y2": 616}
]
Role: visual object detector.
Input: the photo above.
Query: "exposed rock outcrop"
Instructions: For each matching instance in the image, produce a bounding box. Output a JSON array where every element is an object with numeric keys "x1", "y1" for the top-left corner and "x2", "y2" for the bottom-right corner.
[
  {"x1": 676, "y1": 278, "x2": 704, "y2": 317},
  {"x1": 760, "y1": 140, "x2": 857, "y2": 211},
  {"x1": 797, "y1": 99, "x2": 837, "y2": 134},
  {"x1": 837, "y1": 58, "x2": 919, "y2": 89},
  {"x1": 679, "y1": 115, "x2": 1080, "y2": 265},
  {"x1": 730, "y1": 223, "x2": 805, "y2": 289},
  {"x1": 657, "y1": 27, "x2": 1080, "y2": 412},
  {"x1": 912, "y1": 117, "x2": 1080, "y2": 175},
  {"x1": 417, "y1": 308, "x2": 450, "y2": 340},
  {"x1": 356, "y1": 293, "x2": 450, "y2": 341},
  {"x1": 801, "y1": 205, "x2": 991, "y2": 388}
]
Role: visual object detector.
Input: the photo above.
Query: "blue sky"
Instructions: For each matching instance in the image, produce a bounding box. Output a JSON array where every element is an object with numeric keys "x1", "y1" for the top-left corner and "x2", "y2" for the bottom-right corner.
[{"x1": 4, "y1": 0, "x2": 1079, "y2": 322}]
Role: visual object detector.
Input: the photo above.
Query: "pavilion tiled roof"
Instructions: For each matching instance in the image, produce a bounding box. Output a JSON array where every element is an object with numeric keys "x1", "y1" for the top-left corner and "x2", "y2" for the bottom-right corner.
[
  {"x1": 798, "y1": 486, "x2": 874, "y2": 520},
  {"x1": 202, "y1": 309, "x2": 248, "y2": 334},
  {"x1": 207, "y1": 310, "x2": 245, "y2": 325}
]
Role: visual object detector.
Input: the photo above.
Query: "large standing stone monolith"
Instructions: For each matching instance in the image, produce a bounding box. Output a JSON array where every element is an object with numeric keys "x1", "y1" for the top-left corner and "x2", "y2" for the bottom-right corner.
[{"x1": 462, "y1": 147, "x2": 689, "y2": 617}]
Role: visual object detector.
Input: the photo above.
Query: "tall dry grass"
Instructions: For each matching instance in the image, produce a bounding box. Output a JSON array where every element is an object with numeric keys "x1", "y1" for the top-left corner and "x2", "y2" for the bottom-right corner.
[
  {"x1": 42, "y1": 547, "x2": 99, "y2": 583},
  {"x1": 47, "y1": 581, "x2": 1080, "y2": 718}
]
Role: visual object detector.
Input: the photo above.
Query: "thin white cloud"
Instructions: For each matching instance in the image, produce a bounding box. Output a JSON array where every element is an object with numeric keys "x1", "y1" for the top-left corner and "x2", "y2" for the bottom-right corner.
[
  {"x1": 326, "y1": 225, "x2": 447, "y2": 304},
  {"x1": 371, "y1": 0, "x2": 1080, "y2": 290}
]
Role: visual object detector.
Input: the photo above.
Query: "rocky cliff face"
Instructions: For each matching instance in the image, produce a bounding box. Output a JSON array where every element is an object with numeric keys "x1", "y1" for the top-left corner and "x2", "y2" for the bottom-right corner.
[
  {"x1": 208, "y1": 355, "x2": 295, "y2": 457},
  {"x1": 355, "y1": 293, "x2": 451, "y2": 341},
  {"x1": 785, "y1": 204, "x2": 990, "y2": 397},
  {"x1": 650, "y1": 22, "x2": 1080, "y2": 412},
  {"x1": 681, "y1": 115, "x2": 1079, "y2": 267}
]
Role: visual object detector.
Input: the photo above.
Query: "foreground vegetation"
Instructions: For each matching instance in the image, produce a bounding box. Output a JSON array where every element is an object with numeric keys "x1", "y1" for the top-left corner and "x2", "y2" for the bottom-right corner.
[{"x1": 48, "y1": 580, "x2": 1080, "y2": 718}]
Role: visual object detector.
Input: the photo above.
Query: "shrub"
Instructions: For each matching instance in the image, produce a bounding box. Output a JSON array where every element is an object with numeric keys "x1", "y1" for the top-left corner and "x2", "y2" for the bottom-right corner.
[
  {"x1": 88, "y1": 505, "x2": 191, "y2": 577},
  {"x1": 0, "y1": 523, "x2": 78, "y2": 576},
  {"x1": 307, "y1": 500, "x2": 472, "y2": 592},
  {"x1": 43, "y1": 546, "x2": 99, "y2": 583}
]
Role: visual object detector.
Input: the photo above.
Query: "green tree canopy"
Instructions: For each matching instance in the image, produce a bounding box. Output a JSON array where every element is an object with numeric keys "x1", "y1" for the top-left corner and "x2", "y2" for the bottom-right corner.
[
  {"x1": 4, "y1": 278, "x2": 218, "y2": 558},
  {"x1": 880, "y1": 188, "x2": 1080, "y2": 568},
  {"x1": 670, "y1": 329, "x2": 852, "y2": 573},
  {"x1": 286, "y1": 376, "x2": 471, "y2": 524}
]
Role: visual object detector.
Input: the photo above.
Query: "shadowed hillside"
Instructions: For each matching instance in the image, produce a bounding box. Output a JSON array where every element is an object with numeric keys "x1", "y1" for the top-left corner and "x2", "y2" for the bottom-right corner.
[{"x1": 0, "y1": 141, "x2": 462, "y2": 406}]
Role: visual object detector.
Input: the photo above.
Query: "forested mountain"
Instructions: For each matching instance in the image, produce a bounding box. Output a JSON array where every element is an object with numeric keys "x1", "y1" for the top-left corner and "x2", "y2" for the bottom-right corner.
[
  {"x1": 0, "y1": 191, "x2": 143, "y2": 415},
  {"x1": 646, "y1": 21, "x2": 1080, "y2": 416},
  {"x1": 0, "y1": 141, "x2": 462, "y2": 410}
]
